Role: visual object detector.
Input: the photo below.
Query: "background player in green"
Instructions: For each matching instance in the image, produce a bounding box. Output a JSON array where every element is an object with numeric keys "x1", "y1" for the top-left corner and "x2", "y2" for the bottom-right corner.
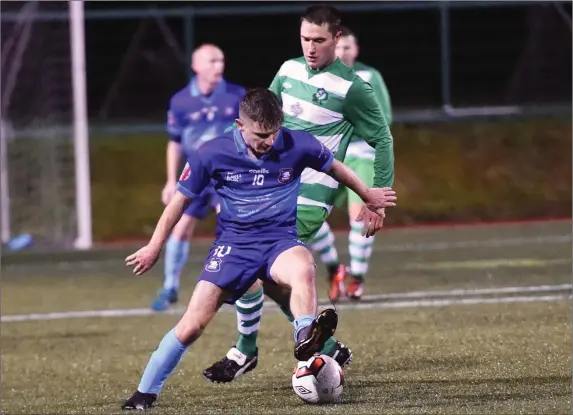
[
  {"x1": 203, "y1": 4, "x2": 395, "y2": 383},
  {"x1": 310, "y1": 25, "x2": 394, "y2": 301}
]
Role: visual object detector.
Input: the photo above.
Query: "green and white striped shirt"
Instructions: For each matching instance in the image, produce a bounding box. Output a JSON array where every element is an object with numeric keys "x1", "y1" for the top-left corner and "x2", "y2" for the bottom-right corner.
[
  {"x1": 269, "y1": 56, "x2": 394, "y2": 211},
  {"x1": 347, "y1": 61, "x2": 393, "y2": 160}
]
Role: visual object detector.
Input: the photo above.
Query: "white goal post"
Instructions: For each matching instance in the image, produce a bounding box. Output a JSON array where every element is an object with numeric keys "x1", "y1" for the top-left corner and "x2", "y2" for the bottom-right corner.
[
  {"x1": 69, "y1": 0, "x2": 92, "y2": 250},
  {"x1": 0, "y1": 1, "x2": 92, "y2": 250}
]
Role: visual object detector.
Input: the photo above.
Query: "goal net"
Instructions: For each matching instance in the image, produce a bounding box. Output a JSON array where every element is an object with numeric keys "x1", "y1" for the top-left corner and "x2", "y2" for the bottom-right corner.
[{"x1": 1, "y1": 1, "x2": 88, "y2": 249}]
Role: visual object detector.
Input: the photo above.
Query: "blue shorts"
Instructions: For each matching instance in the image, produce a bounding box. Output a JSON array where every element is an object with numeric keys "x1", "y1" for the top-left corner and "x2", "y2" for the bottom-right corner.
[
  {"x1": 184, "y1": 185, "x2": 219, "y2": 220},
  {"x1": 198, "y1": 238, "x2": 307, "y2": 304}
]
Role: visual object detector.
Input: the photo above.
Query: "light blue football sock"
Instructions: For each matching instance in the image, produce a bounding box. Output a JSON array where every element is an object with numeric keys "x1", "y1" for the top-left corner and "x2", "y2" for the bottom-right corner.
[
  {"x1": 163, "y1": 236, "x2": 190, "y2": 291},
  {"x1": 293, "y1": 315, "x2": 315, "y2": 342},
  {"x1": 138, "y1": 329, "x2": 188, "y2": 395}
]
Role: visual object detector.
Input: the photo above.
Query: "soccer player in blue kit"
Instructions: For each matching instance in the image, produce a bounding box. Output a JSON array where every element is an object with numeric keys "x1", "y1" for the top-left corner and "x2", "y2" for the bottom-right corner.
[
  {"x1": 152, "y1": 43, "x2": 246, "y2": 311},
  {"x1": 121, "y1": 89, "x2": 396, "y2": 410}
]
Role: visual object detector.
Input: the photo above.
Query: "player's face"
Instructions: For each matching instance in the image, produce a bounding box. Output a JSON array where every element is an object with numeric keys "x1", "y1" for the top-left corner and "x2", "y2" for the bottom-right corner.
[
  {"x1": 195, "y1": 48, "x2": 225, "y2": 84},
  {"x1": 300, "y1": 20, "x2": 340, "y2": 69},
  {"x1": 236, "y1": 119, "x2": 281, "y2": 155},
  {"x1": 335, "y1": 35, "x2": 359, "y2": 67}
]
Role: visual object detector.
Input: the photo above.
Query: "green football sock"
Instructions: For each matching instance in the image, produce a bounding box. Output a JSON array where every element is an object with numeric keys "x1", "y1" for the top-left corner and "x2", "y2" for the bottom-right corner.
[
  {"x1": 309, "y1": 222, "x2": 339, "y2": 267},
  {"x1": 349, "y1": 219, "x2": 375, "y2": 279},
  {"x1": 319, "y1": 336, "x2": 338, "y2": 356},
  {"x1": 235, "y1": 288, "x2": 264, "y2": 357}
]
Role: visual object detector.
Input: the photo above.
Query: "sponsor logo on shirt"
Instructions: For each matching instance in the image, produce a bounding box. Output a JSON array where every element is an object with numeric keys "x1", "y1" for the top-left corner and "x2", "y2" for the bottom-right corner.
[{"x1": 225, "y1": 172, "x2": 242, "y2": 182}]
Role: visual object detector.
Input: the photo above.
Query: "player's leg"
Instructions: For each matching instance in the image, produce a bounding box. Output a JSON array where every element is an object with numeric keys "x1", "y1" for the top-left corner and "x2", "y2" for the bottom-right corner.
[
  {"x1": 284, "y1": 205, "x2": 352, "y2": 363},
  {"x1": 344, "y1": 156, "x2": 376, "y2": 300},
  {"x1": 126, "y1": 241, "x2": 259, "y2": 408},
  {"x1": 202, "y1": 207, "x2": 351, "y2": 383},
  {"x1": 267, "y1": 242, "x2": 337, "y2": 360},
  {"x1": 123, "y1": 279, "x2": 228, "y2": 409},
  {"x1": 205, "y1": 195, "x2": 321, "y2": 370},
  {"x1": 151, "y1": 214, "x2": 196, "y2": 311},
  {"x1": 229, "y1": 205, "x2": 327, "y2": 358},
  {"x1": 202, "y1": 279, "x2": 263, "y2": 383},
  {"x1": 309, "y1": 221, "x2": 347, "y2": 301},
  {"x1": 152, "y1": 189, "x2": 213, "y2": 311}
]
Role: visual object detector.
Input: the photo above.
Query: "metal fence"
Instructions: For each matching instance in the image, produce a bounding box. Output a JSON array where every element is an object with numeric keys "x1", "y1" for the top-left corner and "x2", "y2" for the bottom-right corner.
[
  {"x1": 1, "y1": 1, "x2": 571, "y2": 131},
  {"x1": 0, "y1": 1, "x2": 570, "y2": 248}
]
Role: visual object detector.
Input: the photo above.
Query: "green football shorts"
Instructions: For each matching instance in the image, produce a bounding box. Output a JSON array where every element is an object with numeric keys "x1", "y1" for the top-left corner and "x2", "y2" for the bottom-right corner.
[
  {"x1": 296, "y1": 204, "x2": 329, "y2": 243},
  {"x1": 332, "y1": 156, "x2": 374, "y2": 207}
]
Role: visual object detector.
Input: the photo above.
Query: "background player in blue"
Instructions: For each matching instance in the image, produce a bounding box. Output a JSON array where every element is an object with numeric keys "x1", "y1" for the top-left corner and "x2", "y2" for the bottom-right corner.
[
  {"x1": 121, "y1": 89, "x2": 397, "y2": 410},
  {"x1": 152, "y1": 43, "x2": 246, "y2": 311}
]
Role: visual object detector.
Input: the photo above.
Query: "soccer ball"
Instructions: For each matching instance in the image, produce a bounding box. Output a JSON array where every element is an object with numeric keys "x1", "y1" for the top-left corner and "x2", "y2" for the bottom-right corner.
[{"x1": 292, "y1": 354, "x2": 344, "y2": 404}]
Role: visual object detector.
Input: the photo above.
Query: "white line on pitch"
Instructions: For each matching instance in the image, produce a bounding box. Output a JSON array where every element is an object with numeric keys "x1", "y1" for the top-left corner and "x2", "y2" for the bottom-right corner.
[
  {"x1": 2, "y1": 285, "x2": 571, "y2": 323},
  {"x1": 327, "y1": 283, "x2": 573, "y2": 304},
  {"x1": 339, "y1": 294, "x2": 572, "y2": 311},
  {"x1": 378, "y1": 234, "x2": 571, "y2": 252},
  {"x1": 2, "y1": 234, "x2": 571, "y2": 271}
]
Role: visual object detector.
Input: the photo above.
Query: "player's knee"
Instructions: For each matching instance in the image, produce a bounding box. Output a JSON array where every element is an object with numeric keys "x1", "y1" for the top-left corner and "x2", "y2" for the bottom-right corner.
[
  {"x1": 290, "y1": 254, "x2": 316, "y2": 287},
  {"x1": 174, "y1": 317, "x2": 206, "y2": 345}
]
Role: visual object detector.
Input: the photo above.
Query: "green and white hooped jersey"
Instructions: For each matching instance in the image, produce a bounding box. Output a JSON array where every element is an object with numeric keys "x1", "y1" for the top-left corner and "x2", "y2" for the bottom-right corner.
[
  {"x1": 269, "y1": 57, "x2": 394, "y2": 211},
  {"x1": 347, "y1": 61, "x2": 393, "y2": 161}
]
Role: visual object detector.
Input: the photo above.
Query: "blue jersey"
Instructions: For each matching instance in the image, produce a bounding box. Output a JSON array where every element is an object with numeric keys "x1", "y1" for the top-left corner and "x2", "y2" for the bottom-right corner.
[
  {"x1": 166, "y1": 77, "x2": 246, "y2": 158},
  {"x1": 177, "y1": 127, "x2": 334, "y2": 242}
]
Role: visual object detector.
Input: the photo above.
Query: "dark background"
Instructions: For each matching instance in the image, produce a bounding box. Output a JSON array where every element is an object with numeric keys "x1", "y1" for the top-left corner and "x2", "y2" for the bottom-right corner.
[{"x1": 1, "y1": 1, "x2": 571, "y2": 122}]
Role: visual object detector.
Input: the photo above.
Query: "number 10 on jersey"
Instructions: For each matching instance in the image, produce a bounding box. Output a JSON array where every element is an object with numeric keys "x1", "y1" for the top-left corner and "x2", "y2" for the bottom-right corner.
[{"x1": 252, "y1": 174, "x2": 265, "y2": 186}]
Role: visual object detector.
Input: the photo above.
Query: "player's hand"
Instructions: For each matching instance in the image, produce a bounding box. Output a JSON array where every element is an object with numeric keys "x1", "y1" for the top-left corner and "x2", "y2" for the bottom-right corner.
[
  {"x1": 161, "y1": 181, "x2": 177, "y2": 205},
  {"x1": 356, "y1": 205, "x2": 385, "y2": 237},
  {"x1": 125, "y1": 245, "x2": 161, "y2": 275},
  {"x1": 363, "y1": 187, "x2": 397, "y2": 214}
]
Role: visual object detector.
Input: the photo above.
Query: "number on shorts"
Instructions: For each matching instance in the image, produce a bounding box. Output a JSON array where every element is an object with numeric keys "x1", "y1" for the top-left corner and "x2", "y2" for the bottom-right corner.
[{"x1": 213, "y1": 245, "x2": 232, "y2": 258}]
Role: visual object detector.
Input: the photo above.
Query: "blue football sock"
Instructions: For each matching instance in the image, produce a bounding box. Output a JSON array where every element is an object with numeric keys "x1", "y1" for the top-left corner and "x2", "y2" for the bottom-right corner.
[
  {"x1": 293, "y1": 315, "x2": 314, "y2": 342},
  {"x1": 137, "y1": 329, "x2": 188, "y2": 395},
  {"x1": 163, "y1": 236, "x2": 190, "y2": 291}
]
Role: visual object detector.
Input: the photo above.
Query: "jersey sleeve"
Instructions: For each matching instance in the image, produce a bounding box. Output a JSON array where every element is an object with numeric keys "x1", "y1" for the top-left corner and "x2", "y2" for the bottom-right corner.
[
  {"x1": 343, "y1": 80, "x2": 395, "y2": 188},
  {"x1": 166, "y1": 97, "x2": 185, "y2": 143},
  {"x1": 370, "y1": 69, "x2": 393, "y2": 126},
  {"x1": 303, "y1": 134, "x2": 334, "y2": 173},
  {"x1": 268, "y1": 67, "x2": 283, "y2": 104},
  {"x1": 176, "y1": 153, "x2": 211, "y2": 198}
]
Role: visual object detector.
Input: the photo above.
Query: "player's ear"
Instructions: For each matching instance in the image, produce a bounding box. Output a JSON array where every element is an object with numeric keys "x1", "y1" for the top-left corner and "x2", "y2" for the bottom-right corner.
[{"x1": 334, "y1": 30, "x2": 342, "y2": 43}]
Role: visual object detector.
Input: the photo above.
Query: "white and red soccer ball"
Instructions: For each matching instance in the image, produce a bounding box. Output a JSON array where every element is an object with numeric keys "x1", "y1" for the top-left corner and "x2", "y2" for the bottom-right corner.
[{"x1": 292, "y1": 354, "x2": 344, "y2": 404}]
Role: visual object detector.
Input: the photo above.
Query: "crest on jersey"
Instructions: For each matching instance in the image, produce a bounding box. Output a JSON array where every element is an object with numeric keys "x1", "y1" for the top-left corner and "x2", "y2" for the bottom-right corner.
[
  {"x1": 312, "y1": 88, "x2": 328, "y2": 103},
  {"x1": 290, "y1": 102, "x2": 303, "y2": 117},
  {"x1": 179, "y1": 163, "x2": 191, "y2": 181},
  {"x1": 278, "y1": 168, "x2": 294, "y2": 184},
  {"x1": 190, "y1": 111, "x2": 202, "y2": 121},
  {"x1": 205, "y1": 257, "x2": 222, "y2": 272}
]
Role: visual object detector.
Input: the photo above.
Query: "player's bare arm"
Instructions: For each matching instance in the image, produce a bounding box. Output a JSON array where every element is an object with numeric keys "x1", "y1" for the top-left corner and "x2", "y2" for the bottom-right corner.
[
  {"x1": 126, "y1": 191, "x2": 192, "y2": 275},
  {"x1": 162, "y1": 141, "x2": 183, "y2": 205},
  {"x1": 326, "y1": 159, "x2": 396, "y2": 237}
]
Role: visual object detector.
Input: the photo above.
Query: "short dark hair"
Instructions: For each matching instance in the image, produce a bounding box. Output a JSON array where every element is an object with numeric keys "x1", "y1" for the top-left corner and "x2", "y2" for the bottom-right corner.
[
  {"x1": 239, "y1": 88, "x2": 284, "y2": 131},
  {"x1": 339, "y1": 25, "x2": 358, "y2": 43},
  {"x1": 301, "y1": 4, "x2": 342, "y2": 35}
]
